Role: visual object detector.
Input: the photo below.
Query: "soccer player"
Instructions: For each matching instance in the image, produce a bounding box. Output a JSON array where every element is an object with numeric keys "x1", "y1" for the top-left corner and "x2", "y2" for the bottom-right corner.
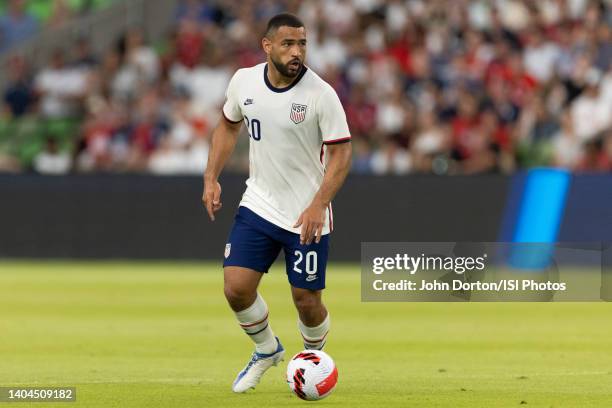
[{"x1": 202, "y1": 13, "x2": 352, "y2": 393}]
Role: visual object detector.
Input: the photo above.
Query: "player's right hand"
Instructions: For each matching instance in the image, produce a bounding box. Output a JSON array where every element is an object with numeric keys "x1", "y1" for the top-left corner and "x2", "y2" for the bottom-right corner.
[{"x1": 203, "y1": 180, "x2": 222, "y2": 221}]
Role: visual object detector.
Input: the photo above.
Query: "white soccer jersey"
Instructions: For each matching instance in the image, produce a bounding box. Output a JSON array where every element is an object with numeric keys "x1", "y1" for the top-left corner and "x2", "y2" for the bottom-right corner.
[{"x1": 222, "y1": 63, "x2": 351, "y2": 235}]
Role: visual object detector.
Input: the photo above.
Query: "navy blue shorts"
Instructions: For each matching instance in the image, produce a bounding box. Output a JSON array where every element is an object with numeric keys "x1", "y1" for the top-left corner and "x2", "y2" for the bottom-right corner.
[{"x1": 223, "y1": 206, "x2": 329, "y2": 290}]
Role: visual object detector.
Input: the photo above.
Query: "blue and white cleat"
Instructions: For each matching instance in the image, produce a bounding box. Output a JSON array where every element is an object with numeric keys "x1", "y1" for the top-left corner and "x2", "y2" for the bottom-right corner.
[{"x1": 232, "y1": 337, "x2": 285, "y2": 393}]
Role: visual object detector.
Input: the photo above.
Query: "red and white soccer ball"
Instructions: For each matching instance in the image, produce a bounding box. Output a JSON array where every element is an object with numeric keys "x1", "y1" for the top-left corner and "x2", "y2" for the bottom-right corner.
[{"x1": 286, "y1": 350, "x2": 338, "y2": 400}]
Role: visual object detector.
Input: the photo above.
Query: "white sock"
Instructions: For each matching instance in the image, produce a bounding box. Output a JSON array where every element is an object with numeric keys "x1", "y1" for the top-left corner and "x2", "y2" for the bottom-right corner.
[
  {"x1": 234, "y1": 293, "x2": 278, "y2": 355},
  {"x1": 298, "y1": 313, "x2": 330, "y2": 350}
]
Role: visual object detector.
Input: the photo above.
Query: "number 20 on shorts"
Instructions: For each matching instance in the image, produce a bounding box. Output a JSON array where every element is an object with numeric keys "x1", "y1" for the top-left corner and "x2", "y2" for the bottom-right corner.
[{"x1": 293, "y1": 250, "x2": 318, "y2": 274}]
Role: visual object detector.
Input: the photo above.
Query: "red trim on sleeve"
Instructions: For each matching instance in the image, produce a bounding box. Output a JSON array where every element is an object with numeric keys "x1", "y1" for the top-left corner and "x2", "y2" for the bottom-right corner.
[
  {"x1": 323, "y1": 136, "x2": 351, "y2": 145},
  {"x1": 222, "y1": 110, "x2": 242, "y2": 124}
]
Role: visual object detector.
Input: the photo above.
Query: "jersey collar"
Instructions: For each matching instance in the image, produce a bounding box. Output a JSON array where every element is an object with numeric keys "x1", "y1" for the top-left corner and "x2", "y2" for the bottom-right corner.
[{"x1": 264, "y1": 63, "x2": 308, "y2": 93}]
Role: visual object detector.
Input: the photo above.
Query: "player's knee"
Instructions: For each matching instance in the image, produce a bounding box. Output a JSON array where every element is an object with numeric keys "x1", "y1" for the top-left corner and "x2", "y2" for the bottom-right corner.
[
  {"x1": 224, "y1": 284, "x2": 254, "y2": 309},
  {"x1": 293, "y1": 292, "x2": 322, "y2": 315}
]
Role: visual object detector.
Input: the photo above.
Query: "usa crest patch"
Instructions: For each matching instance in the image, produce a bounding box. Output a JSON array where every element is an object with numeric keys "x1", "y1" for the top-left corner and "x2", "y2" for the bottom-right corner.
[{"x1": 290, "y1": 103, "x2": 307, "y2": 124}]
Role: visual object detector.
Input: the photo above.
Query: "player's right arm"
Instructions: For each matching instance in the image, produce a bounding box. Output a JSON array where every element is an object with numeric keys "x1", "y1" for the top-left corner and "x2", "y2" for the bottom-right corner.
[
  {"x1": 202, "y1": 70, "x2": 245, "y2": 221},
  {"x1": 202, "y1": 117, "x2": 242, "y2": 221}
]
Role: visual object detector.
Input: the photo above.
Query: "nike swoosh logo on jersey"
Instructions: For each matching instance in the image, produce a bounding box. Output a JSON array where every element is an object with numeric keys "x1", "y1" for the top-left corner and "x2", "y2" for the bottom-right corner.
[{"x1": 244, "y1": 98, "x2": 254, "y2": 105}]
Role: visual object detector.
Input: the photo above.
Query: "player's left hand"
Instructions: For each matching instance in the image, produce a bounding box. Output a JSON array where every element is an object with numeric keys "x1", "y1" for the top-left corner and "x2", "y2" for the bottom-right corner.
[{"x1": 294, "y1": 200, "x2": 326, "y2": 245}]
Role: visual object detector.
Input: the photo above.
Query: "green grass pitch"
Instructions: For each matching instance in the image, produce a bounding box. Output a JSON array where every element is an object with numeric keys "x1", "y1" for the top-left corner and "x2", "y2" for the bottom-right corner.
[{"x1": 0, "y1": 261, "x2": 611, "y2": 407}]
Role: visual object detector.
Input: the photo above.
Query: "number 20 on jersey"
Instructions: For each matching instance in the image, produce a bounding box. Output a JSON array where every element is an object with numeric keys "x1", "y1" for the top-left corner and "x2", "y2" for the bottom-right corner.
[{"x1": 244, "y1": 116, "x2": 262, "y2": 141}]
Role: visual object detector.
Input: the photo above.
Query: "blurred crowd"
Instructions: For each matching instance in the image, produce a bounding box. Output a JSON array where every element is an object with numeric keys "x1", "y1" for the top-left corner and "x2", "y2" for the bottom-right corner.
[
  {"x1": 1, "y1": 0, "x2": 611, "y2": 175},
  {"x1": 0, "y1": 0, "x2": 115, "y2": 52}
]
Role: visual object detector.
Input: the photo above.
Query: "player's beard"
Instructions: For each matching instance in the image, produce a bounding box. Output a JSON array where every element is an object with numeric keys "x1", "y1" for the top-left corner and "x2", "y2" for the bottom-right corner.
[{"x1": 271, "y1": 55, "x2": 302, "y2": 78}]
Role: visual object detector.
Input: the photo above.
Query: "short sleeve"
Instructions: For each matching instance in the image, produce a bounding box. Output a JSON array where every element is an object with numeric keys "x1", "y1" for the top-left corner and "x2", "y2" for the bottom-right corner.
[
  {"x1": 222, "y1": 71, "x2": 243, "y2": 123},
  {"x1": 317, "y1": 87, "x2": 351, "y2": 144}
]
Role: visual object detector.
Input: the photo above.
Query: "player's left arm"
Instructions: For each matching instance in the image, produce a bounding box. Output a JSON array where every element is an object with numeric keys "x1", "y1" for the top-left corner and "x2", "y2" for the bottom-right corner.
[{"x1": 294, "y1": 141, "x2": 352, "y2": 245}]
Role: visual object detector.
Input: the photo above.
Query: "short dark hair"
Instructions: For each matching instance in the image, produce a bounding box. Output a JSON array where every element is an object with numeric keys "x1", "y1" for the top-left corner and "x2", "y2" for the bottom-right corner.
[{"x1": 265, "y1": 13, "x2": 304, "y2": 37}]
